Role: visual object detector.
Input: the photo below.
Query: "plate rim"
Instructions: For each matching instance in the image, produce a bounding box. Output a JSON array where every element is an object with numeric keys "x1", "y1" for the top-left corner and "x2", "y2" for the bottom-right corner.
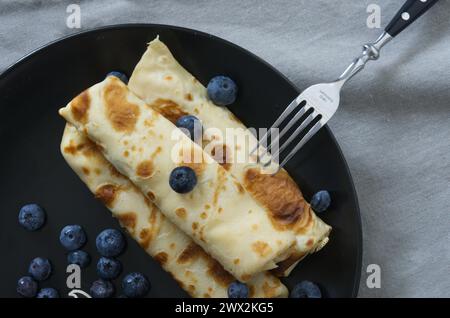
[{"x1": 0, "y1": 23, "x2": 362, "y2": 297}]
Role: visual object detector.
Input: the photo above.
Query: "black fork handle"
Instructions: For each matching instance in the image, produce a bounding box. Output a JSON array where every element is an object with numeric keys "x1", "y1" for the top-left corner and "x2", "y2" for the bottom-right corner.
[{"x1": 385, "y1": 0, "x2": 440, "y2": 37}]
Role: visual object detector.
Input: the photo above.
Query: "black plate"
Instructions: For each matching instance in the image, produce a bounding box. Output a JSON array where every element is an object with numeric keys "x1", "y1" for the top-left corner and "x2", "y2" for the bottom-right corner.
[{"x1": 0, "y1": 24, "x2": 361, "y2": 298}]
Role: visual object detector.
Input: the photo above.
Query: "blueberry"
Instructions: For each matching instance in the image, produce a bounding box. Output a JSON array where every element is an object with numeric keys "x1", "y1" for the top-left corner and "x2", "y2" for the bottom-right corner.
[
  {"x1": 96, "y1": 229, "x2": 125, "y2": 257},
  {"x1": 28, "y1": 257, "x2": 52, "y2": 281},
  {"x1": 90, "y1": 279, "x2": 115, "y2": 298},
  {"x1": 59, "y1": 225, "x2": 87, "y2": 251},
  {"x1": 310, "y1": 190, "x2": 331, "y2": 213},
  {"x1": 290, "y1": 281, "x2": 322, "y2": 298},
  {"x1": 17, "y1": 276, "x2": 38, "y2": 298},
  {"x1": 207, "y1": 75, "x2": 238, "y2": 106},
  {"x1": 97, "y1": 257, "x2": 122, "y2": 280},
  {"x1": 169, "y1": 166, "x2": 197, "y2": 194},
  {"x1": 175, "y1": 115, "x2": 202, "y2": 142},
  {"x1": 106, "y1": 71, "x2": 128, "y2": 84},
  {"x1": 36, "y1": 288, "x2": 59, "y2": 298},
  {"x1": 18, "y1": 204, "x2": 46, "y2": 231},
  {"x1": 122, "y1": 272, "x2": 150, "y2": 298},
  {"x1": 67, "y1": 250, "x2": 91, "y2": 268},
  {"x1": 227, "y1": 281, "x2": 249, "y2": 298}
]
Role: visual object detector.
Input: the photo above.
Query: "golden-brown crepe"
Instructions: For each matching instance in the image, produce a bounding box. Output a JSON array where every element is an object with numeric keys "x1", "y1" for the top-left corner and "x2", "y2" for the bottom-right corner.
[
  {"x1": 59, "y1": 76, "x2": 299, "y2": 281},
  {"x1": 128, "y1": 38, "x2": 331, "y2": 276},
  {"x1": 60, "y1": 124, "x2": 287, "y2": 298}
]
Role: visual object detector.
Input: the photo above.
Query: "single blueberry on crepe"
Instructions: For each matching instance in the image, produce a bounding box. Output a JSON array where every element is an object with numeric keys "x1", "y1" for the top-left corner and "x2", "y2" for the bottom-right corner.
[
  {"x1": 36, "y1": 288, "x2": 59, "y2": 298},
  {"x1": 18, "y1": 203, "x2": 46, "y2": 231},
  {"x1": 59, "y1": 225, "x2": 86, "y2": 250},
  {"x1": 310, "y1": 190, "x2": 331, "y2": 213},
  {"x1": 207, "y1": 75, "x2": 238, "y2": 106},
  {"x1": 176, "y1": 115, "x2": 202, "y2": 143},
  {"x1": 28, "y1": 257, "x2": 52, "y2": 281},
  {"x1": 227, "y1": 281, "x2": 249, "y2": 298},
  {"x1": 67, "y1": 250, "x2": 90, "y2": 268},
  {"x1": 97, "y1": 257, "x2": 122, "y2": 280},
  {"x1": 106, "y1": 71, "x2": 128, "y2": 84},
  {"x1": 290, "y1": 281, "x2": 322, "y2": 298},
  {"x1": 122, "y1": 272, "x2": 150, "y2": 298},
  {"x1": 169, "y1": 166, "x2": 197, "y2": 193},
  {"x1": 90, "y1": 279, "x2": 115, "y2": 298},
  {"x1": 96, "y1": 229, "x2": 125, "y2": 257},
  {"x1": 16, "y1": 276, "x2": 38, "y2": 298}
]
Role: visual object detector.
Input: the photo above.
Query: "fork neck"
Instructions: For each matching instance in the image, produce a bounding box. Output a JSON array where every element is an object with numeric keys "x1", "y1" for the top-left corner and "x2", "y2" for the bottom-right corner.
[{"x1": 335, "y1": 32, "x2": 392, "y2": 87}]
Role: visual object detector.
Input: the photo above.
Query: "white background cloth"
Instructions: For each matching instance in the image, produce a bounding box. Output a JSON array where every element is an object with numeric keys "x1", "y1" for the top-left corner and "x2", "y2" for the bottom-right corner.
[{"x1": 0, "y1": 0, "x2": 449, "y2": 297}]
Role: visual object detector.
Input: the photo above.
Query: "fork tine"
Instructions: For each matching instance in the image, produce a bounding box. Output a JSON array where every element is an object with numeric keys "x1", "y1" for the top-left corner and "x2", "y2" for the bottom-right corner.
[
  {"x1": 265, "y1": 103, "x2": 309, "y2": 154},
  {"x1": 260, "y1": 111, "x2": 316, "y2": 167},
  {"x1": 249, "y1": 97, "x2": 304, "y2": 156},
  {"x1": 276, "y1": 119, "x2": 324, "y2": 171},
  {"x1": 270, "y1": 111, "x2": 316, "y2": 159}
]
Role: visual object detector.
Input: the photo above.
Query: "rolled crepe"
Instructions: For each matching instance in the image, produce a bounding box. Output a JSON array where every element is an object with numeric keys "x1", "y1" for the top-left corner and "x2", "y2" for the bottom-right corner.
[
  {"x1": 60, "y1": 124, "x2": 287, "y2": 298},
  {"x1": 59, "y1": 76, "x2": 298, "y2": 281},
  {"x1": 128, "y1": 38, "x2": 331, "y2": 276}
]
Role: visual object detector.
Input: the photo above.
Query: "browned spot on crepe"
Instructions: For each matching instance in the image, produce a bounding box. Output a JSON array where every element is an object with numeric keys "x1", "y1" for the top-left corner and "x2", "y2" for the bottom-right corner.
[
  {"x1": 147, "y1": 191, "x2": 155, "y2": 201},
  {"x1": 241, "y1": 274, "x2": 252, "y2": 282},
  {"x1": 139, "y1": 207, "x2": 159, "y2": 249},
  {"x1": 154, "y1": 252, "x2": 168, "y2": 265},
  {"x1": 185, "y1": 93, "x2": 193, "y2": 101},
  {"x1": 71, "y1": 90, "x2": 90, "y2": 124},
  {"x1": 150, "y1": 98, "x2": 188, "y2": 123},
  {"x1": 95, "y1": 184, "x2": 119, "y2": 207},
  {"x1": 271, "y1": 252, "x2": 306, "y2": 277},
  {"x1": 175, "y1": 208, "x2": 187, "y2": 219},
  {"x1": 252, "y1": 241, "x2": 271, "y2": 257},
  {"x1": 203, "y1": 293, "x2": 211, "y2": 298},
  {"x1": 206, "y1": 259, "x2": 234, "y2": 287},
  {"x1": 104, "y1": 78, "x2": 140, "y2": 132},
  {"x1": 233, "y1": 259, "x2": 240, "y2": 265},
  {"x1": 137, "y1": 147, "x2": 161, "y2": 178},
  {"x1": 307, "y1": 238, "x2": 314, "y2": 247},
  {"x1": 200, "y1": 212, "x2": 208, "y2": 219},
  {"x1": 244, "y1": 168, "x2": 307, "y2": 229},
  {"x1": 63, "y1": 140, "x2": 77, "y2": 155},
  {"x1": 164, "y1": 75, "x2": 172, "y2": 81},
  {"x1": 170, "y1": 243, "x2": 176, "y2": 249},
  {"x1": 192, "y1": 222, "x2": 199, "y2": 231},
  {"x1": 248, "y1": 285, "x2": 255, "y2": 298},
  {"x1": 177, "y1": 242, "x2": 205, "y2": 264},
  {"x1": 64, "y1": 138, "x2": 98, "y2": 158},
  {"x1": 117, "y1": 212, "x2": 137, "y2": 232},
  {"x1": 107, "y1": 162, "x2": 124, "y2": 178},
  {"x1": 234, "y1": 181, "x2": 245, "y2": 194},
  {"x1": 262, "y1": 281, "x2": 280, "y2": 298},
  {"x1": 123, "y1": 150, "x2": 129, "y2": 157},
  {"x1": 213, "y1": 167, "x2": 227, "y2": 207},
  {"x1": 136, "y1": 160, "x2": 153, "y2": 178},
  {"x1": 188, "y1": 285, "x2": 196, "y2": 293},
  {"x1": 210, "y1": 144, "x2": 231, "y2": 170},
  {"x1": 179, "y1": 146, "x2": 205, "y2": 176},
  {"x1": 82, "y1": 167, "x2": 90, "y2": 175}
]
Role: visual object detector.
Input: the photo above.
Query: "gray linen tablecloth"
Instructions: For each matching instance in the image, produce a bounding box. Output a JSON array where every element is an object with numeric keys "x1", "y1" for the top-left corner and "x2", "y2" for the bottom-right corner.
[{"x1": 0, "y1": 0, "x2": 449, "y2": 297}]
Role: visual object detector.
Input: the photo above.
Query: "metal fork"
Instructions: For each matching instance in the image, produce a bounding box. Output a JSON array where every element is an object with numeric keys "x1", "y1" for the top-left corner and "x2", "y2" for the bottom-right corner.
[{"x1": 253, "y1": 0, "x2": 439, "y2": 171}]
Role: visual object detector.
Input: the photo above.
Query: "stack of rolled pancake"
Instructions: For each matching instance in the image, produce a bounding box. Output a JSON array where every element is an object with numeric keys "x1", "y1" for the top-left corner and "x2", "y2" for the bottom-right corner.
[{"x1": 59, "y1": 38, "x2": 331, "y2": 298}]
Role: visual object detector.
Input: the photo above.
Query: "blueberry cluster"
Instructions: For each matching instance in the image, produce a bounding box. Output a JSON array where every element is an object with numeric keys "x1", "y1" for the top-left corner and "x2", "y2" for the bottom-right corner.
[
  {"x1": 17, "y1": 201, "x2": 150, "y2": 298},
  {"x1": 16, "y1": 257, "x2": 59, "y2": 298}
]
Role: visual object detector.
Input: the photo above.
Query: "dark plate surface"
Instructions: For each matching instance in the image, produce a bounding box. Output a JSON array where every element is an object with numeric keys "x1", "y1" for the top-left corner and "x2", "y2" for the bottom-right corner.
[{"x1": 0, "y1": 24, "x2": 361, "y2": 298}]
